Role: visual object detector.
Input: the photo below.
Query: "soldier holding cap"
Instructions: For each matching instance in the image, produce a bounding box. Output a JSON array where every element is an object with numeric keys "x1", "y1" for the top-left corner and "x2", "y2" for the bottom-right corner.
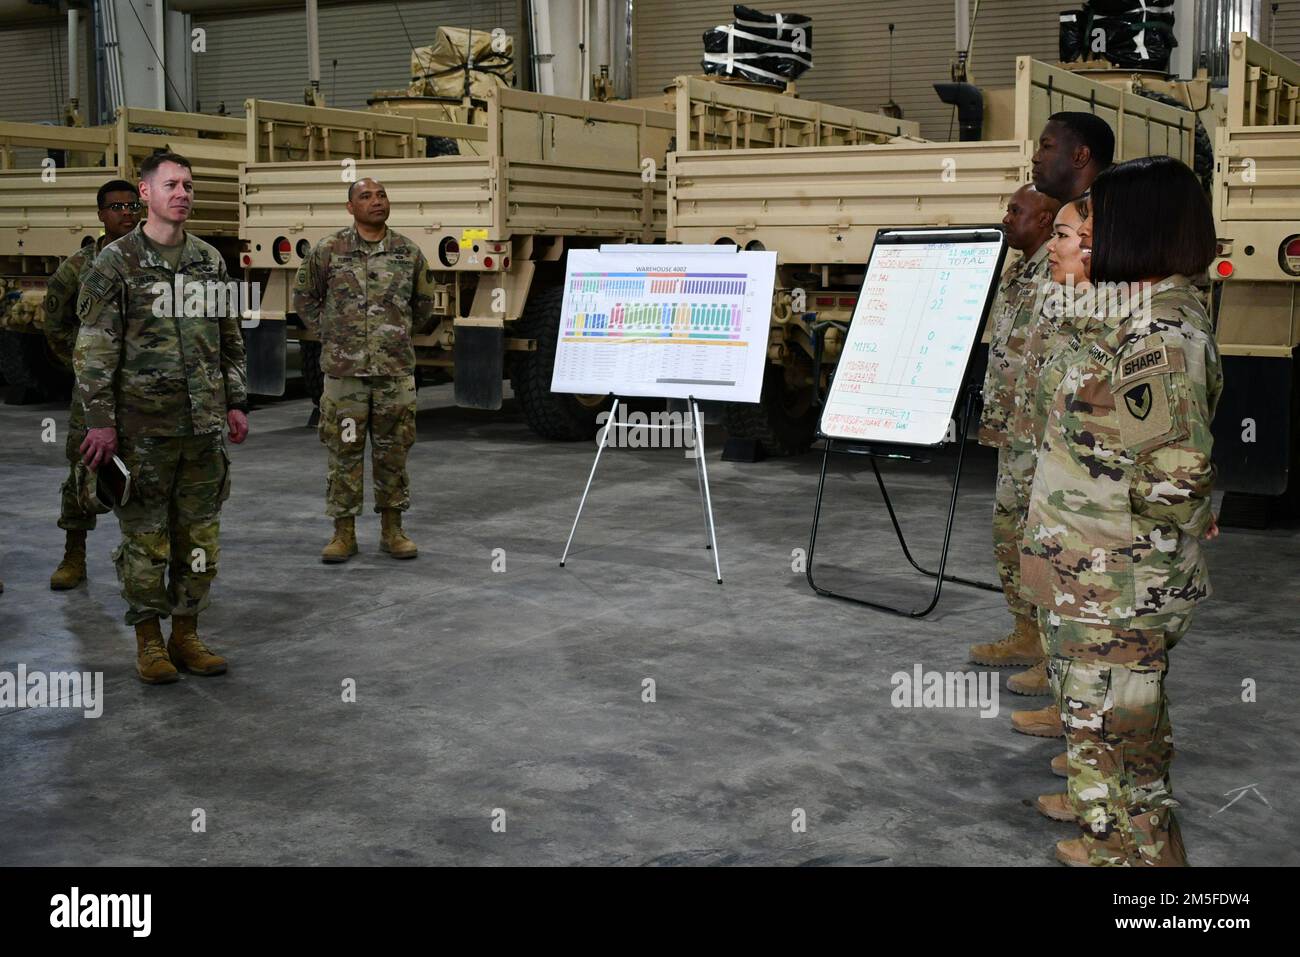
[{"x1": 75, "y1": 150, "x2": 249, "y2": 685}]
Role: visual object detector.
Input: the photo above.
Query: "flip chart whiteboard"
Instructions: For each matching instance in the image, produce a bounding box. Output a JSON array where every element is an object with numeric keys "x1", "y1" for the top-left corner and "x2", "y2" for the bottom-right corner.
[
  {"x1": 820, "y1": 228, "x2": 1008, "y2": 446},
  {"x1": 550, "y1": 247, "x2": 777, "y2": 403}
]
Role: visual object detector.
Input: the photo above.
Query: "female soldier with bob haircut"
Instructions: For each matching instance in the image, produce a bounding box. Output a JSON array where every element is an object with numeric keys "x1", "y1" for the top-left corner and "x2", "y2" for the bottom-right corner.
[{"x1": 1020, "y1": 155, "x2": 1221, "y2": 866}]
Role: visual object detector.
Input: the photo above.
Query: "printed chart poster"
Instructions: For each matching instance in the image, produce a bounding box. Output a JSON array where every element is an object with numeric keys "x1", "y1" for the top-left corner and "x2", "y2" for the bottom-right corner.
[
  {"x1": 820, "y1": 231, "x2": 1006, "y2": 446},
  {"x1": 551, "y1": 248, "x2": 777, "y2": 403}
]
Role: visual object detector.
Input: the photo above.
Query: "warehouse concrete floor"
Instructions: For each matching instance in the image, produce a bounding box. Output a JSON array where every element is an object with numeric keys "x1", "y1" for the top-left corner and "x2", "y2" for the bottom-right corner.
[{"x1": 1, "y1": 383, "x2": 1297, "y2": 866}]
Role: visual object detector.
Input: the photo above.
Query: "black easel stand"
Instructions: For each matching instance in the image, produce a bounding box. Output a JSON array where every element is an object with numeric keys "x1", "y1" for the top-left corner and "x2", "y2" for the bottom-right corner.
[{"x1": 806, "y1": 384, "x2": 999, "y2": 618}]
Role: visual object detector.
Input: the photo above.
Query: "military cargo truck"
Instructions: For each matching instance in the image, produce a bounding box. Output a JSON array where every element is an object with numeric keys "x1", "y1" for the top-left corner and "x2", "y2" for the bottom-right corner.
[
  {"x1": 1208, "y1": 34, "x2": 1300, "y2": 517},
  {"x1": 0, "y1": 109, "x2": 245, "y2": 399},
  {"x1": 668, "y1": 57, "x2": 1197, "y2": 454},
  {"x1": 240, "y1": 87, "x2": 674, "y2": 439}
]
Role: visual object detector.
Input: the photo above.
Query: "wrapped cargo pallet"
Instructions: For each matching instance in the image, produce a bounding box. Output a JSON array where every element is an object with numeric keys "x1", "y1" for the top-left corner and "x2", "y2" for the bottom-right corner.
[
  {"x1": 702, "y1": 5, "x2": 812, "y2": 87},
  {"x1": 408, "y1": 26, "x2": 514, "y2": 99},
  {"x1": 1059, "y1": 0, "x2": 1177, "y2": 71}
]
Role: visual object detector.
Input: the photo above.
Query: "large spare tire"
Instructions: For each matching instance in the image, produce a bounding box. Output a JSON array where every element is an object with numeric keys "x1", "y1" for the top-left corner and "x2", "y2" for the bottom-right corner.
[
  {"x1": 510, "y1": 284, "x2": 612, "y2": 441},
  {"x1": 1137, "y1": 88, "x2": 1214, "y2": 191}
]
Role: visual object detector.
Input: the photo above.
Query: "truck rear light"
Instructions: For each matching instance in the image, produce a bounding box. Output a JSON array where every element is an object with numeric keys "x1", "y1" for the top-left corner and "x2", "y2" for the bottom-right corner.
[
  {"x1": 438, "y1": 237, "x2": 460, "y2": 267},
  {"x1": 1281, "y1": 236, "x2": 1300, "y2": 277},
  {"x1": 272, "y1": 237, "x2": 291, "y2": 265},
  {"x1": 483, "y1": 256, "x2": 494, "y2": 268},
  {"x1": 1215, "y1": 260, "x2": 1234, "y2": 278},
  {"x1": 242, "y1": 254, "x2": 252, "y2": 267}
]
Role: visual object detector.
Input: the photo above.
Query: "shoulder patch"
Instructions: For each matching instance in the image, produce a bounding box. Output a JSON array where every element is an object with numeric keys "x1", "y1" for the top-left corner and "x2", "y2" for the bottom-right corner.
[
  {"x1": 81, "y1": 268, "x2": 115, "y2": 301},
  {"x1": 1114, "y1": 335, "x2": 1186, "y2": 388}
]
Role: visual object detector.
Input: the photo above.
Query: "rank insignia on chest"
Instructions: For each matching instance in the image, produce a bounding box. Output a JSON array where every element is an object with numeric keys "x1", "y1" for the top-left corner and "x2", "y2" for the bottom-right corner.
[{"x1": 1124, "y1": 382, "x2": 1153, "y2": 420}]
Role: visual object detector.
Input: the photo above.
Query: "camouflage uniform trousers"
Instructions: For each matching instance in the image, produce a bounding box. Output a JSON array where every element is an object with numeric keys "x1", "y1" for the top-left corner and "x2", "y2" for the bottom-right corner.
[
  {"x1": 1040, "y1": 608, "x2": 1191, "y2": 867},
  {"x1": 992, "y1": 445, "x2": 1036, "y2": 618},
  {"x1": 58, "y1": 399, "x2": 97, "y2": 532},
  {"x1": 319, "y1": 374, "x2": 416, "y2": 517},
  {"x1": 112, "y1": 432, "x2": 232, "y2": 626}
]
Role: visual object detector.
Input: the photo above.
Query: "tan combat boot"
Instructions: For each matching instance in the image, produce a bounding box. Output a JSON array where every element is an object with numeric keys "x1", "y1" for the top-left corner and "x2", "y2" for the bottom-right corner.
[
  {"x1": 1051, "y1": 751, "x2": 1069, "y2": 778},
  {"x1": 968, "y1": 613, "x2": 1042, "y2": 667},
  {"x1": 321, "y1": 516, "x2": 358, "y2": 564},
  {"x1": 1011, "y1": 702, "x2": 1064, "y2": 737},
  {"x1": 135, "y1": 618, "x2": 179, "y2": 685},
  {"x1": 49, "y1": 529, "x2": 87, "y2": 590},
  {"x1": 379, "y1": 508, "x2": 418, "y2": 560},
  {"x1": 1056, "y1": 833, "x2": 1129, "y2": 867},
  {"x1": 1008, "y1": 658, "x2": 1051, "y2": 695},
  {"x1": 1035, "y1": 793, "x2": 1076, "y2": 822},
  {"x1": 168, "y1": 615, "x2": 227, "y2": 676}
]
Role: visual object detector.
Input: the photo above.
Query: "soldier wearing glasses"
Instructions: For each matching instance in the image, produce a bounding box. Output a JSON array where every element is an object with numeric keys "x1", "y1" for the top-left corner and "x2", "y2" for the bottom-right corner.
[{"x1": 42, "y1": 179, "x2": 142, "y2": 591}]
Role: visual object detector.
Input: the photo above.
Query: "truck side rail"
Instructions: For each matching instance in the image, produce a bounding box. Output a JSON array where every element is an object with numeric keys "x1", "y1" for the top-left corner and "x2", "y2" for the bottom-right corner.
[{"x1": 673, "y1": 74, "x2": 921, "y2": 151}]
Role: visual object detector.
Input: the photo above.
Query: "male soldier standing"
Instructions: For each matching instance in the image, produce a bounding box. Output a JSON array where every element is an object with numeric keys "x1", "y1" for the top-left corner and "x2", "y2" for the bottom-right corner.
[
  {"x1": 1002, "y1": 113, "x2": 1115, "y2": 734},
  {"x1": 44, "y1": 179, "x2": 141, "y2": 590},
  {"x1": 968, "y1": 184, "x2": 1059, "y2": 679},
  {"x1": 76, "y1": 151, "x2": 249, "y2": 684},
  {"x1": 293, "y1": 177, "x2": 435, "y2": 563}
]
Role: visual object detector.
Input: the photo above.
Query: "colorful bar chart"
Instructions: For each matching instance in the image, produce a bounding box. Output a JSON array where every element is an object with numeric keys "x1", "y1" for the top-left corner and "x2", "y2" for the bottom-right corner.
[{"x1": 552, "y1": 253, "x2": 777, "y2": 404}]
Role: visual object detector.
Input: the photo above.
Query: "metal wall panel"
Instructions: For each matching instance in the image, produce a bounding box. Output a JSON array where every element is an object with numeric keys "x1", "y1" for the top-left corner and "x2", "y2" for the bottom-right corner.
[
  {"x1": 193, "y1": 0, "x2": 521, "y2": 116},
  {"x1": 0, "y1": 14, "x2": 92, "y2": 124}
]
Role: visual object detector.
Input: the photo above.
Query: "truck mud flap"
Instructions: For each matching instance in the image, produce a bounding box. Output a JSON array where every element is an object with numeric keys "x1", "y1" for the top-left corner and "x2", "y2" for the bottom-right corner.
[
  {"x1": 243, "y1": 319, "x2": 286, "y2": 397},
  {"x1": 454, "y1": 322, "x2": 503, "y2": 410},
  {"x1": 1212, "y1": 353, "x2": 1294, "y2": 497}
]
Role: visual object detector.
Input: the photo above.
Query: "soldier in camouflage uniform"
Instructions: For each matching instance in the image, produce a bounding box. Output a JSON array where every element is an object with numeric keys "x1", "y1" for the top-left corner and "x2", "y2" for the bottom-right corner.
[
  {"x1": 1020, "y1": 156, "x2": 1221, "y2": 866},
  {"x1": 292, "y1": 177, "x2": 437, "y2": 563},
  {"x1": 1001, "y1": 112, "x2": 1115, "y2": 719},
  {"x1": 969, "y1": 184, "x2": 1059, "y2": 678},
  {"x1": 43, "y1": 179, "x2": 141, "y2": 590},
  {"x1": 76, "y1": 152, "x2": 250, "y2": 685}
]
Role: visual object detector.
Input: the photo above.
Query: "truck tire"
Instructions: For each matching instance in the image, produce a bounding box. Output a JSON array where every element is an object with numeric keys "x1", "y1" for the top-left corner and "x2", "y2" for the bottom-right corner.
[
  {"x1": 0, "y1": 330, "x2": 72, "y2": 402},
  {"x1": 299, "y1": 339, "x2": 324, "y2": 405},
  {"x1": 723, "y1": 366, "x2": 819, "y2": 456},
  {"x1": 1136, "y1": 89, "x2": 1214, "y2": 191},
  {"x1": 510, "y1": 284, "x2": 611, "y2": 440}
]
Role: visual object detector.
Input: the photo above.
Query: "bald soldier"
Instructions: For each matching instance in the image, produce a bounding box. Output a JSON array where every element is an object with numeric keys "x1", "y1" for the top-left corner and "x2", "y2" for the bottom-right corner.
[
  {"x1": 44, "y1": 178, "x2": 141, "y2": 591},
  {"x1": 292, "y1": 177, "x2": 437, "y2": 562},
  {"x1": 970, "y1": 184, "x2": 1060, "y2": 685}
]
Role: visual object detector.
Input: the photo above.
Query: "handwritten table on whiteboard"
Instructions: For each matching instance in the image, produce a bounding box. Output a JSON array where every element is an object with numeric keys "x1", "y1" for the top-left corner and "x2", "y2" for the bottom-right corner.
[{"x1": 820, "y1": 230, "x2": 1007, "y2": 447}]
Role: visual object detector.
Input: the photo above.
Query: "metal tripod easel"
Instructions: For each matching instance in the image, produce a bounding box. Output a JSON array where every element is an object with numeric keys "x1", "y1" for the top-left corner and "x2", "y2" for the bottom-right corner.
[{"x1": 560, "y1": 396, "x2": 722, "y2": 584}]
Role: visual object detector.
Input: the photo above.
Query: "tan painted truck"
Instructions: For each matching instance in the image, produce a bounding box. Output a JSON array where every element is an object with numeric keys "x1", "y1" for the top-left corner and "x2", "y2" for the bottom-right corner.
[
  {"x1": 1207, "y1": 33, "x2": 1300, "y2": 516},
  {"x1": 668, "y1": 57, "x2": 1197, "y2": 454},
  {"x1": 240, "y1": 87, "x2": 674, "y2": 439},
  {"x1": 0, "y1": 109, "x2": 244, "y2": 400}
]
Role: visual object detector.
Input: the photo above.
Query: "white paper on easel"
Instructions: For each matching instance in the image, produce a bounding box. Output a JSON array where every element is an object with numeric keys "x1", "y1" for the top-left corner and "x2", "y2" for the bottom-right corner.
[
  {"x1": 820, "y1": 229, "x2": 1006, "y2": 446},
  {"x1": 551, "y1": 247, "x2": 777, "y2": 403}
]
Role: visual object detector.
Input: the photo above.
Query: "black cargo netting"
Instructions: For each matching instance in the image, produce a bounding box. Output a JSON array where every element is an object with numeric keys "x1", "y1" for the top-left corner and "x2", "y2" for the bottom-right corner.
[
  {"x1": 1059, "y1": 1, "x2": 1177, "y2": 71},
  {"x1": 702, "y1": 5, "x2": 812, "y2": 87}
]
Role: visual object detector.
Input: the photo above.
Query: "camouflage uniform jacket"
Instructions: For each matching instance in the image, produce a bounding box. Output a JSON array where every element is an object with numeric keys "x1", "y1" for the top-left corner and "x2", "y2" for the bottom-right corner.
[
  {"x1": 74, "y1": 223, "x2": 250, "y2": 437},
  {"x1": 978, "y1": 241, "x2": 1051, "y2": 447},
  {"x1": 1006, "y1": 285, "x2": 1101, "y2": 458},
  {"x1": 43, "y1": 237, "x2": 106, "y2": 369},
  {"x1": 292, "y1": 226, "x2": 437, "y2": 377},
  {"x1": 1021, "y1": 275, "x2": 1223, "y2": 625}
]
